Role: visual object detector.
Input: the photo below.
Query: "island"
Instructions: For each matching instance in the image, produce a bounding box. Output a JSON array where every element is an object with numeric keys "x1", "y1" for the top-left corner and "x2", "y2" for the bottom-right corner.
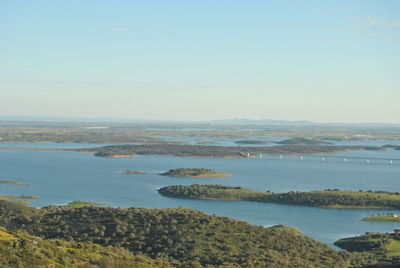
[
  {"x1": 235, "y1": 140, "x2": 270, "y2": 145},
  {"x1": 121, "y1": 169, "x2": 147, "y2": 174},
  {"x1": 0, "y1": 180, "x2": 30, "y2": 186},
  {"x1": 0, "y1": 194, "x2": 38, "y2": 206},
  {"x1": 362, "y1": 213, "x2": 400, "y2": 222},
  {"x1": 160, "y1": 168, "x2": 231, "y2": 178},
  {"x1": 335, "y1": 230, "x2": 400, "y2": 265},
  {"x1": 276, "y1": 138, "x2": 333, "y2": 145},
  {"x1": 158, "y1": 184, "x2": 400, "y2": 209}
]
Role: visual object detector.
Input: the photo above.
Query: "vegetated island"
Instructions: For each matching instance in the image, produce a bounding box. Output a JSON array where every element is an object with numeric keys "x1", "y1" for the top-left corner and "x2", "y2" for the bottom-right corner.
[
  {"x1": 158, "y1": 184, "x2": 400, "y2": 209},
  {"x1": 0, "y1": 195, "x2": 38, "y2": 206},
  {"x1": 335, "y1": 230, "x2": 400, "y2": 266},
  {"x1": 0, "y1": 180, "x2": 30, "y2": 186},
  {"x1": 235, "y1": 139, "x2": 270, "y2": 145},
  {"x1": 362, "y1": 213, "x2": 400, "y2": 222},
  {"x1": 160, "y1": 168, "x2": 231, "y2": 178},
  {"x1": 0, "y1": 200, "x2": 382, "y2": 267},
  {"x1": 121, "y1": 169, "x2": 147, "y2": 174},
  {"x1": 82, "y1": 143, "x2": 384, "y2": 158},
  {"x1": 276, "y1": 137, "x2": 333, "y2": 145}
]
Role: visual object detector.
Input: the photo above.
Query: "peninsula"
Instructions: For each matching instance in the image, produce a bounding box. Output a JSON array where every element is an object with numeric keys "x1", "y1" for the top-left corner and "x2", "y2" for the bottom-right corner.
[
  {"x1": 160, "y1": 168, "x2": 231, "y2": 178},
  {"x1": 85, "y1": 143, "x2": 384, "y2": 158},
  {"x1": 158, "y1": 184, "x2": 400, "y2": 209},
  {"x1": 335, "y1": 231, "x2": 400, "y2": 264},
  {"x1": 362, "y1": 214, "x2": 400, "y2": 222},
  {"x1": 61, "y1": 201, "x2": 106, "y2": 208}
]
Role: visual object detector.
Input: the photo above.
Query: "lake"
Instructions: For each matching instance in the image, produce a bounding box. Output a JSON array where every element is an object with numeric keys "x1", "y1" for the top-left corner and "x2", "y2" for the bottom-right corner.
[{"x1": 0, "y1": 141, "x2": 399, "y2": 247}]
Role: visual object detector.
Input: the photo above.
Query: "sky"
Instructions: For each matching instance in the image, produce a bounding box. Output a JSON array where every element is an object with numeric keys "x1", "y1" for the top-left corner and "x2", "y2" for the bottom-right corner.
[{"x1": 0, "y1": 0, "x2": 399, "y2": 123}]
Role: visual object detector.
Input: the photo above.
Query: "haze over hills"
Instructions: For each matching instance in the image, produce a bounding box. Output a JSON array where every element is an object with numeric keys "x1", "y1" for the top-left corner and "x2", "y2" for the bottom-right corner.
[{"x1": 0, "y1": 116, "x2": 399, "y2": 127}]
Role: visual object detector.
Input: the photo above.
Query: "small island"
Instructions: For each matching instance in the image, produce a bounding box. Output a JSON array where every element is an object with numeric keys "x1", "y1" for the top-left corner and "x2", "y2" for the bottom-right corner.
[
  {"x1": 235, "y1": 140, "x2": 270, "y2": 145},
  {"x1": 121, "y1": 169, "x2": 147, "y2": 174},
  {"x1": 159, "y1": 184, "x2": 400, "y2": 209},
  {"x1": 362, "y1": 213, "x2": 400, "y2": 222},
  {"x1": 160, "y1": 168, "x2": 231, "y2": 178},
  {"x1": 0, "y1": 180, "x2": 30, "y2": 186},
  {"x1": 277, "y1": 138, "x2": 333, "y2": 145}
]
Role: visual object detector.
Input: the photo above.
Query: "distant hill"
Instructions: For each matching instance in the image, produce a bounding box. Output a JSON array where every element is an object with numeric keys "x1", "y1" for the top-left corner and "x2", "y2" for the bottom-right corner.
[
  {"x1": 1, "y1": 116, "x2": 399, "y2": 127},
  {"x1": 210, "y1": 119, "x2": 315, "y2": 125}
]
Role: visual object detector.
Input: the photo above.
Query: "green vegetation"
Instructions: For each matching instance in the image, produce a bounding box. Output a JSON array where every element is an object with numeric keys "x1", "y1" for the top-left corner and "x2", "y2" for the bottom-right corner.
[
  {"x1": 0, "y1": 200, "x2": 379, "y2": 267},
  {"x1": 122, "y1": 170, "x2": 147, "y2": 174},
  {"x1": 87, "y1": 143, "x2": 384, "y2": 158},
  {"x1": 277, "y1": 138, "x2": 333, "y2": 145},
  {"x1": 61, "y1": 201, "x2": 106, "y2": 208},
  {"x1": 160, "y1": 168, "x2": 231, "y2": 178},
  {"x1": 362, "y1": 214, "x2": 400, "y2": 222},
  {"x1": 335, "y1": 231, "x2": 400, "y2": 266},
  {"x1": 158, "y1": 185, "x2": 400, "y2": 209},
  {"x1": 235, "y1": 140, "x2": 270, "y2": 145},
  {"x1": 0, "y1": 227, "x2": 174, "y2": 268},
  {"x1": 0, "y1": 180, "x2": 30, "y2": 186}
]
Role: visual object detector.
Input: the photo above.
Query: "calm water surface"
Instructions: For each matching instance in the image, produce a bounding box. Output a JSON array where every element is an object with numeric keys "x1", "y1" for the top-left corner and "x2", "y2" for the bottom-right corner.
[{"x1": 0, "y1": 142, "x2": 399, "y2": 247}]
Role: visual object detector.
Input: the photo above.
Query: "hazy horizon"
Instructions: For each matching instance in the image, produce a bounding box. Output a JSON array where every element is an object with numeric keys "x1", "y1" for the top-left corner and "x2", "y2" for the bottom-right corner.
[{"x1": 1, "y1": 0, "x2": 399, "y2": 123}]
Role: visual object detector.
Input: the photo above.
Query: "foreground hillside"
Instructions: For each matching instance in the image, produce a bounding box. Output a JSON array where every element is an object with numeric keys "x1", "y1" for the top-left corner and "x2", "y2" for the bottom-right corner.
[
  {"x1": 0, "y1": 201, "x2": 377, "y2": 267},
  {"x1": 0, "y1": 227, "x2": 173, "y2": 268}
]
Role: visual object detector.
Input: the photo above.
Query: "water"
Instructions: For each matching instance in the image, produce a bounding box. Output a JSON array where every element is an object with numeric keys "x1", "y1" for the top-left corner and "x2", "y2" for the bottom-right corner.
[
  {"x1": 0, "y1": 142, "x2": 399, "y2": 247},
  {"x1": 0, "y1": 142, "x2": 108, "y2": 149}
]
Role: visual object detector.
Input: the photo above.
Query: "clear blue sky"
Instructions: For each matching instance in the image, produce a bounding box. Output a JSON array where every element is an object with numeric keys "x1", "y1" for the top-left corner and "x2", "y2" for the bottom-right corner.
[{"x1": 1, "y1": 0, "x2": 399, "y2": 122}]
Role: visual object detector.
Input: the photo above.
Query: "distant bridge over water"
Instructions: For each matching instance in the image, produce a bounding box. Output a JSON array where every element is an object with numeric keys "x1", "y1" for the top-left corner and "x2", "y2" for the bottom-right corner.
[{"x1": 254, "y1": 154, "x2": 400, "y2": 165}]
